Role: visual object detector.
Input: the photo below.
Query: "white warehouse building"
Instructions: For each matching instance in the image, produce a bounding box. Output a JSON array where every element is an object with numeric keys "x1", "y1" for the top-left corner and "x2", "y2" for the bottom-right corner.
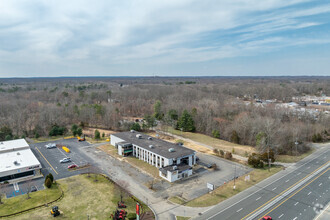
[
  {"x1": 110, "y1": 131, "x2": 196, "y2": 182},
  {"x1": 0, "y1": 139, "x2": 41, "y2": 183}
]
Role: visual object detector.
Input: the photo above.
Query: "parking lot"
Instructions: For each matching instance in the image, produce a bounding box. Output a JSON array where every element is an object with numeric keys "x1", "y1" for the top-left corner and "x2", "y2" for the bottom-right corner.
[{"x1": 30, "y1": 138, "x2": 92, "y2": 180}]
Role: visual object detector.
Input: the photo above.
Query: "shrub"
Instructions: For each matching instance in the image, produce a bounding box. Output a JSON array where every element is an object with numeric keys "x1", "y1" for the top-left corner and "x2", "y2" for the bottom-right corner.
[
  {"x1": 45, "y1": 178, "x2": 52, "y2": 188},
  {"x1": 219, "y1": 150, "x2": 224, "y2": 157},
  {"x1": 231, "y1": 130, "x2": 240, "y2": 144},
  {"x1": 46, "y1": 173, "x2": 54, "y2": 183},
  {"x1": 94, "y1": 129, "x2": 101, "y2": 139},
  {"x1": 212, "y1": 130, "x2": 220, "y2": 138},
  {"x1": 34, "y1": 132, "x2": 40, "y2": 139},
  {"x1": 130, "y1": 123, "x2": 141, "y2": 131},
  {"x1": 102, "y1": 132, "x2": 105, "y2": 138},
  {"x1": 224, "y1": 152, "x2": 232, "y2": 160},
  {"x1": 77, "y1": 128, "x2": 83, "y2": 136},
  {"x1": 127, "y1": 213, "x2": 136, "y2": 220}
]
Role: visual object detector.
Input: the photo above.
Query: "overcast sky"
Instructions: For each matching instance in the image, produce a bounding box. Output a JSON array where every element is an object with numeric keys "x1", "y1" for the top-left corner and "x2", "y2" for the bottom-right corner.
[{"x1": 1, "y1": 0, "x2": 330, "y2": 77}]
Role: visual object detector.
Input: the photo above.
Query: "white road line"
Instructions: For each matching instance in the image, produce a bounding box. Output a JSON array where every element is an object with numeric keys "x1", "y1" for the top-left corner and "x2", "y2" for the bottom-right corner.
[
  {"x1": 294, "y1": 202, "x2": 299, "y2": 206},
  {"x1": 293, "y1": 217, "x2": 297, "y2": 220},
  {"x1": 319, "y1": 183, "x2": 322, "y2": 186},
  {"x1": 308, "y1": 191, "x2": 312, "y2": 195},
  {"x1": 204, "y1": 149, "x2": 328, "y2": 220},
  {"x1": 272, "y1": 187, "x2": 277, "y2": 191},
  {"x1": 285, "y1": 179, "x2": 289, "y2": 182},
  {"x1": 307, "y1": 166, "x2": 311, "y2": 169},
  {"x1": 256, "y1": 197, "x2": 261, "y2": 201},
  {"x1": 278, "y1": 214, "x2": 284, "y2": 218},
  {"x1": 236, "y1": 208, "x2": 243, "y2": 212},
  {"x1": 297, "y1": 172, "x2": 301, "y2": 176}
]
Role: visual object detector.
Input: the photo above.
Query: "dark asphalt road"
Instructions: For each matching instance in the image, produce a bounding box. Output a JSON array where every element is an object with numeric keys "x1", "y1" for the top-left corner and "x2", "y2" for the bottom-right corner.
[{"x1": 195, "y1": 144, "x2": 329, "y2": 220}]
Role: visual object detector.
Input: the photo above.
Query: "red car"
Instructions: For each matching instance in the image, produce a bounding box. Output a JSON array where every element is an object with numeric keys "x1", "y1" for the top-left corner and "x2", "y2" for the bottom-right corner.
[
  {"x1": 262, "y1": 216, "x2": 272, "y2": 220},
  {"x1": 68, "y1": 164, "x2": 78, "y2": 169}
]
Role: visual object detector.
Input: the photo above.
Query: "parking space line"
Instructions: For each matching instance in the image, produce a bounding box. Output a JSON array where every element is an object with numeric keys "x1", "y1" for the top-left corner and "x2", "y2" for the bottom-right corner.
[{"x1": 35, "y1": 147, "x2": 59, "y2": 175}]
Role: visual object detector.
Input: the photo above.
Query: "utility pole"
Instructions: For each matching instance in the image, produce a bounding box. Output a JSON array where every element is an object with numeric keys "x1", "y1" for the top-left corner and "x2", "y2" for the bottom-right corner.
[
  {"x1": 233, "y1": 163, "x2": 236, "y2": 190},
  {"x1": 267, "y1": 146, "x2": 270, "y2": 172},
  {"x1": 295, "y1": 138, "x2": 299, "y2": 157}
]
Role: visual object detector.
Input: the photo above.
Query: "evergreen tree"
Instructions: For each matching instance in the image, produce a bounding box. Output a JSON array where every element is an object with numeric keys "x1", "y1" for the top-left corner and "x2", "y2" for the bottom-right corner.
[
  {"x1": 153, "y1": 100, "x2": 163, "y2": 120},
  {"x1": 177, "y1": 110, "x2": 195, "y2": 132}
]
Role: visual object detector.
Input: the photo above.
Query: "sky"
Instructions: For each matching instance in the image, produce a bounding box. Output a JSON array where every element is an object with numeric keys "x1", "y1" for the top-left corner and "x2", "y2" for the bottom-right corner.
[{"x1": 0, "y1": 0, "x2": 330, "y2": 77}]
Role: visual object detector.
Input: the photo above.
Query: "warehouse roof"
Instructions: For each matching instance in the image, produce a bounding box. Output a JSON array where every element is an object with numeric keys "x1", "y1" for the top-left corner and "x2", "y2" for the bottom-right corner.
[
  {"x1": 112, "y1": 131, "x2": 195, "y2": 159},
  {"x1": 0, "y1": 139, "x2": 41, "y2": 173}
]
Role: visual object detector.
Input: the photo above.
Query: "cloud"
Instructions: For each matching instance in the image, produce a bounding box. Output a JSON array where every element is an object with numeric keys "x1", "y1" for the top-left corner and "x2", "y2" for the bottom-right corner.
[{"x1": 0, "y1": 0, "x2": 330, "y2": 76}]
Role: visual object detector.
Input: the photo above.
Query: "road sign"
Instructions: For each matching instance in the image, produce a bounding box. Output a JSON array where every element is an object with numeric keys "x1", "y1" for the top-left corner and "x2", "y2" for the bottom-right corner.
[{"x1": 207, "y1": 183, "x2": 214, "y2": 191}]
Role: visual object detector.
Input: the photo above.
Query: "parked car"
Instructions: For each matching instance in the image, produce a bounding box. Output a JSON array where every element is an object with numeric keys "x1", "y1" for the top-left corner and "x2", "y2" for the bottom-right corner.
[
  {"x1": 60, "y1": 158, "x2": 71, "y2": 163},
  {"x1": 262, "y1": 216, "x2": 272, "y2": 220},
  {"x1": 68, "y1": 164, "x2": 78, "y2": 169},
  {"x1": 31, "y1": 186, "x2": 37, "y2": 192},
  {"x1": 45, "y1": 143, "x2": 56, "y2": 149}
]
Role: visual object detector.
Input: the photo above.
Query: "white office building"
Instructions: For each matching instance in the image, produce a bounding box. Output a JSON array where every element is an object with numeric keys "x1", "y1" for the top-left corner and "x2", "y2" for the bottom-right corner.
[
  {"x1": 0, "y1": 139, "x2": 41, "y2": 183},
  {"x1": 110, "y1": 131, "x2": 196, "y2": 182}
]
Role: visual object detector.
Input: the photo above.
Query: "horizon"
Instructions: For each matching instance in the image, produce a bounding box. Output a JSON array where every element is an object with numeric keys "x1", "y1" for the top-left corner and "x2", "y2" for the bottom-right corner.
[{"x1": 1, "y1": 0, "x2": 330, "y2": 77}]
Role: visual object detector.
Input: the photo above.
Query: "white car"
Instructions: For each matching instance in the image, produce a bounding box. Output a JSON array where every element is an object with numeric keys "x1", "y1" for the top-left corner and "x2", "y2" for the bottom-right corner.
[
  {"x1": 45, "y1": 143, "x2": 56, "y2": 149},
  {"x1": 60, "y1": 158, "x2": 71, "y2": 163}
]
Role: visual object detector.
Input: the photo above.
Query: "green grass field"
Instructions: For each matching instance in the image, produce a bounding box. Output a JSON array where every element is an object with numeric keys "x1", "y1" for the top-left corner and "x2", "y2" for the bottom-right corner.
[
  {"x1": 276, "y1": 149, "x2": 315, "y2": 163},
  {"x1": 2, "y1": 174, "x2": 151, "y2": 219}
]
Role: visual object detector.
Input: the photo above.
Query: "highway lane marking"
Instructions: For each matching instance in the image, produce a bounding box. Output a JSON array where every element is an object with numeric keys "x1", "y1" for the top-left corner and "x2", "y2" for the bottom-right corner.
[
  {"x1": 319, "y1": 183, "x2": 322, "y2": 186},
  {"x1": 272, "y1": 187, "x2": 277, "y2": 191},
  {"x1": 237, "y1": 208, "x2": 243, "y2": 212},
  {"x1": 241, "y1": 161, "x2": 329, "y2": 220},
  {"x1": 256, "y1": 197, "x2": 261, "y2": 201},
  {"x1": 258, "y1": 167, "x2": 329, "y2": 220},
  {"x1": 308, "y1": 191, "x2": 311, "y2": 195},
  {"x1": 307, "y1": 166, "x2": 311, "y2": 169},
  {"x1": 285, "y1": 179, "x2": 289, "y2": 182},
  {"x1": 296, "y1": 172, "x2": 301, "y2": 176},
  {"x1": 293, "y1": 217, "x2": 297, "y2": 220},
  {"x1": 294, "y1": 202, "x2": 299, "y2": 206},
  {"x1": 205, "y1": 150, "x2": 328, "y2": 220},
  {"x1": 278, "y1": 214, "x2": 284, "y2": 218},
  {"x1": 35, "y1": 147, "x2": 59, "y2": 175}
]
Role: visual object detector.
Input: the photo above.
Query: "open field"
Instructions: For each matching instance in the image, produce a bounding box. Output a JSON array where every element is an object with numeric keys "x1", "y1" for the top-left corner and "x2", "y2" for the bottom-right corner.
[
  {"x1": 6, "y1": 174, "x2": 150, "y2": 219},
  {"x1": 30, "y1": 135, "x2": 75, "y2": 143},
  {"x1": 98, "y1": 145, "x2": 160, "y2": 179},
  {"x1": 164, "y1": 127, "x2": 256, "y2": 157},
  {"x1": 276, "y1": 148, "x2": 315, "y2": 163},
  {"x1": 169, "y1": 196, "x2": 186, "y2": 205},
  {"x1": 184, "y1": 166, "x2": 282, "y2": 207},
  {"x1": 0, "y1": 183, "x2": 61, "y2": 216}
]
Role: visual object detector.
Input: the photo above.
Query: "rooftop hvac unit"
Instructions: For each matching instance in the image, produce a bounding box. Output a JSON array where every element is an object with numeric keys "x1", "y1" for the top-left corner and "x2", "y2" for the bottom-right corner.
[
  {"x1": 173, "y1": 166, "x2": 177, "y2": 170},
  {"x1": 149, "y1": 145, "x2": 154, "y2": 148},
  {"x1": 14, "y1": 161, "x2": 19, "y2": 165},
  {"x1": 148, "y1": 137, "x2": 153, "y2": 140},
  {"x1": 136, "y1": 134, "x2": 142, "y2": 139},
  {"x1": 168, "y1": 148, "x2": 175, "y2": 152},
  {"x1": 130, "y1": 130, "x2": 135, "y2": 133}
]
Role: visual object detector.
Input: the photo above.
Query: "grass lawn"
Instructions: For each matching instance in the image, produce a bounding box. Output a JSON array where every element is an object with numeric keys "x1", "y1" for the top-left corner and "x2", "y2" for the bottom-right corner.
[
  {"x1": 176, "y1": 216, "x2": 190, "y2": 220},
  {"x1": 276, "y1": 149, "x2": 315, "y2": 163},
  {"x1": 0, "y1": 183, "x2": 62, "y2": 216},
  {"x1": 165, "y1": 127, "x2": 256, "y2": 157},
  {"x1": 184, "y1": 166, "x2": 282, "y2": 207},
  {"x1": 98, "y1": 145, "x2": 160, "y2": 179},
  {"x1": 8, "y1": 174, "x2": 151, "y2": 219}
]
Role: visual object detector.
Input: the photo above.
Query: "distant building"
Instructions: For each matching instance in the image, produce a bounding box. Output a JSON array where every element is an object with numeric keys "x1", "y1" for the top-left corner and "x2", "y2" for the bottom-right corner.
[
  {"x1": 0, "y1": 139, "x2": 41, "y2": 183},
  {"x1": 110, "y1": 131, "x2": 196, "y2": 182}
]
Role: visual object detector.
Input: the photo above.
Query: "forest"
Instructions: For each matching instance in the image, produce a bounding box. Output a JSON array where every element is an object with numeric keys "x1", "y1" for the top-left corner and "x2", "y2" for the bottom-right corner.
[{"x1": 0, "y1": 76, "x2": 329, "y2": 156}]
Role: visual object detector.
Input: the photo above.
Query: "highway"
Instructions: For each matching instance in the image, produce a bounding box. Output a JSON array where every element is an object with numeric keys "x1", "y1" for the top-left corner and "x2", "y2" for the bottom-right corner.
[{"x1": 195, "y1": 144, "x2": 330, "y2": 220}]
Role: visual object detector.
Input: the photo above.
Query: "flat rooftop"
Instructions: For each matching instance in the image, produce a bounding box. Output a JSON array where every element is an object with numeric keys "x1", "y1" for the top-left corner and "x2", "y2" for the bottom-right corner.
[
  {"x1": 112, "y1": 131, "x2": 195, "y2": 159},
  {"x1": 0, "y1": 139, "x2": 41, "y2": 174},
  {"x1": 0, "y1": 138, "x2": 30, "y2": 153}
]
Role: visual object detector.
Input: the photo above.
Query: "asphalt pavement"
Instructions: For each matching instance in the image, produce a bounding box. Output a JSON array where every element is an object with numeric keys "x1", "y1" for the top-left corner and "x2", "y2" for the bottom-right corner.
[{"x1": 194, "y1": 143, "x2": 330, "y2": 220}]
